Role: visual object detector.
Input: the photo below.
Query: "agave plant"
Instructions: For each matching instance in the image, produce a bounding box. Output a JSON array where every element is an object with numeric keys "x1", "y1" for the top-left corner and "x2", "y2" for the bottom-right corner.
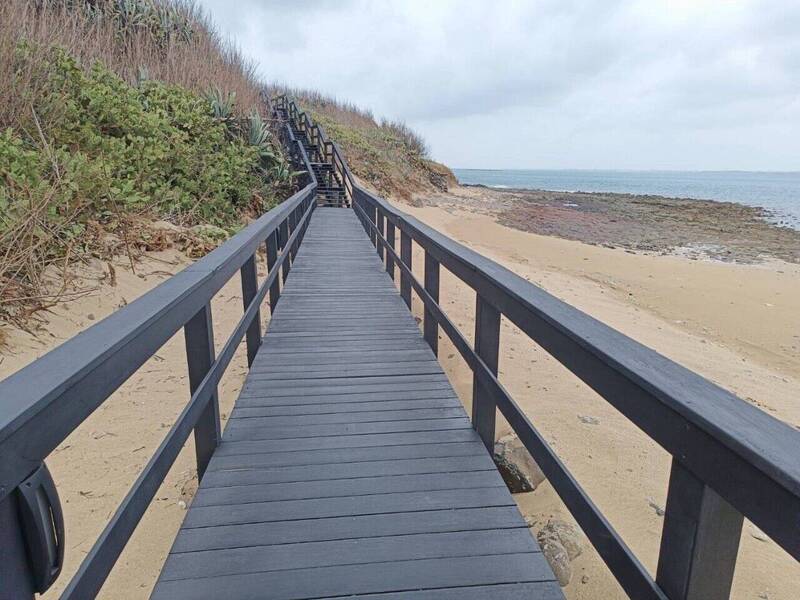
[
  {"x1": 246, "y1": 110, "x2": 270, "y2": 147},
  {"x1": 136, "y1": 64, "x2": 150, "y2": 87},
  {"x1": 205, "y1": 87, "x2": 236, "y2": 120}
]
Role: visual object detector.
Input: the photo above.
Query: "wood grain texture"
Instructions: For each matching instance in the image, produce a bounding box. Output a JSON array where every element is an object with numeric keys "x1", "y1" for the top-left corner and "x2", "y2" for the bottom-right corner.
[{"x1": 151, "y1": 208, "x2": 559, "y2": 599}]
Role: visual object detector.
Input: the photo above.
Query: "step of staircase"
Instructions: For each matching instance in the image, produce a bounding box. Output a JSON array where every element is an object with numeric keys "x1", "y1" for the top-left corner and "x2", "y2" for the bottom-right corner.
[{"x1": 275, "y1": 106, "x2": 350, "y2": 208}]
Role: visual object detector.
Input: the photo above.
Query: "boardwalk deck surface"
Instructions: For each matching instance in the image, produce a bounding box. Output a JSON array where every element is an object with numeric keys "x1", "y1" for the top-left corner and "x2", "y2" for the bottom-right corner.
[{"x1": 152, "y1": 208, "x2": 562, "y2": 599}]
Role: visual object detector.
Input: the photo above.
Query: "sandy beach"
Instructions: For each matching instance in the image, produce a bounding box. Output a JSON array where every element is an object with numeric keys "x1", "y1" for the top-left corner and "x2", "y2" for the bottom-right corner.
[
  {"x1": 402, "y1": 186, "x2": 800, "y2": 599},
  {"x1": 1, "y1": 186, "x2": 798, "y2": 598}
]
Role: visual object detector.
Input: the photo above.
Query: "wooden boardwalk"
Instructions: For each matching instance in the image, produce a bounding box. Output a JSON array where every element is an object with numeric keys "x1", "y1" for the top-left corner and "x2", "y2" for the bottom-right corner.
[{"x1": 151, "y1": 208, "x2": 561, "y2": 599}]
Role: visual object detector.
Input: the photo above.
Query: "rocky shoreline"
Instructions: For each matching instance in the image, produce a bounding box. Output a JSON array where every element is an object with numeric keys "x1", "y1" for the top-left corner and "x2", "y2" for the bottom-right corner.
[{"x1": 420, "y1": 185, "x2": 800, "y2": 264}]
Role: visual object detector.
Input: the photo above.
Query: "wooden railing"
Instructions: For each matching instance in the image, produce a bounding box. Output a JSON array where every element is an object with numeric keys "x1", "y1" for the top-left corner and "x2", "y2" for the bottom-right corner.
[
  {"x1": 0, "y1": 141, "x2": 318, "y2": 598},
  {"x1": 348, "y1": 184, "x2": 800, "y2": 600},
  {"x1": 274, "y1": 95, "x2": 355, "y2": 203},
  {"x1": 274, "y1": 95, "x2": 800, "y2": 599}
]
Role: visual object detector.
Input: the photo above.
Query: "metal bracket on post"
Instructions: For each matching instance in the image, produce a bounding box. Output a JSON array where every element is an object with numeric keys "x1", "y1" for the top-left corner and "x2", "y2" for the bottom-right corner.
[
  {"x1": 240, "y1": 254, "x2": 261, "y2": 367},
  {"x1": 184, "y1": 304, "x2": 220, "y2": 480},
  {"x1": 656, "y1": 458, "x2": 743, "y2": 600},
  {"x1": 472, "y1": 295, "x2": 501, "y2": 450},
  {"x1": 0, "y1": 462, "x2": 64, "y2": 599}
]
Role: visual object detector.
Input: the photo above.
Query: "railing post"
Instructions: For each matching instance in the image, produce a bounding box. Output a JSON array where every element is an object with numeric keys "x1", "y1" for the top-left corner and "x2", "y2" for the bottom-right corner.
[
  {"x1": 424, "y1": 250, "x2": 440, "y2": 356},
  {"x1": 290, "y1": 205, "x2": 301, "y2": 262},
  {"x1": 472, "y1": 295, "x2": 500, "y2": 450},
  {"x1": 280, "y1": 217, "x2": 290, "y2": 283},
  {"x1": 386, "y1": 220, "x2": 396, "y2": 280},
  {"x1": 377, "y1": 212, "x2": 385, "y2": 261},
  {"x1": 265, "y1": 231, "x2": 280, "y2": 313},
  {"x1": 240, "y1": 254, "x2": 261, "y2": 367},
  {"x1": 656, "y1": 459, "x2": 743, "y2": 600},
  {"x1": 400, "y1": 230, "x2": 412, "y2": 308},
  {"x1": 184, "y1": 304, "x2": 220, "y2": 479},
  {"x1": 0, "y1": 493, "x2": 36, "y2": 599},
  {"x1": 368, "y1": 204, "x2": 377, "y2": 247}
]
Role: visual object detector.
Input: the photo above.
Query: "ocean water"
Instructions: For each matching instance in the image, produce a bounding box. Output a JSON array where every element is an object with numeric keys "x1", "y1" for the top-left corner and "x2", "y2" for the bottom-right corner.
[{"x1": 453, "y1": 169, "x2": 800, "y2": 230}]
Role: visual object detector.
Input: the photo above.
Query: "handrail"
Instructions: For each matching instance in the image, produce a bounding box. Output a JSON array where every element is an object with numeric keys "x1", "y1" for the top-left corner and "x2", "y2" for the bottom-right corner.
[
  {"x1": 258, "y1": 95, "x2": 800, "y2": 597},
  {"x1": 349, "y1": 185, "x2": 800, "y2": 598},
  {"x1": 274, "y1": 95, "x2": 356, "y2": 205},
  {"x1": 0, "y1": 164, "x2": 317, "y2": 595}
]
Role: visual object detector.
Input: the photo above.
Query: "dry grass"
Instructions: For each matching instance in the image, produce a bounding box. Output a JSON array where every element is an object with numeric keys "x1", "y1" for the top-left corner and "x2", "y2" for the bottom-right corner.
[
  {"x1": 0, "y1": 0, "x2": 262, "y2": 132},
  {"x1": 273, "y1": 86, "x2": 453, "y2": 201},
  {"x1": 0, "y1": 0, "x2": 268, "y2": 326},
  {"x1": 278, "y1": 86, "x2": 429, "y2": 158}
]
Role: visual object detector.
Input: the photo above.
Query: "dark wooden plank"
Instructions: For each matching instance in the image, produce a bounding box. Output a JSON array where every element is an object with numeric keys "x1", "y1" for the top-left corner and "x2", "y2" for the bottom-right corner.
[
  {"x1": 341, "y1": 583, "x2": 564, "y2": 600},
  {"x1": 160, "y1": 529, "x2": 539, "y2": 582},
  {"x1": 154, "y1": 207, "x2": 558, "y2": 599},
  {"x1": 152, "y1": 554, "x2": 554, "y2": 600},
  {"x1": 212, "y1": 429, "x2": 481, "y2": 455},
  {"x1": 202, "y1": 455, "x2": 497, "y2": 487},
  {"x1": 194, "y1": 471, "x2": 503, "y2": 507},
  {"x1": 231, "y1": 396, "x2": 461, "y2": 415},
  {"x1": 208, "y1": 441, "x2": 485, "y2": 470},
  {"x1": 221, "y1": 417, "x2": 472, "y2": 442},
  {"x1": 244, "y1": 363, "x2": 445, "y2": 381},
  {"x1": 182, "y1": 487, "x2": 514, "y2": 529},
  {"x1": 225, "y1": 407, "x2": 467, "y2": 427},
  {"x1": 170, "y1": 506, "x2": 528, "y2": 553}
]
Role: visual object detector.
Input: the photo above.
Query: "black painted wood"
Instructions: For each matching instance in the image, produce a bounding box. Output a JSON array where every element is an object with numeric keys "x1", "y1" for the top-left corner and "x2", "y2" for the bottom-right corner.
[
  {"x1": 239, "y1": 255, "x2": 260, "y2": 366},
  {"x1": 265, "y1": 230, "x2": 280, "y2": 312},
  {"x1": 656, "y1": 459, "x2": 744, "y2": 600},
  {"x1": 386, "y1": 219, "x2": 396, "y2": 279},
  {"x1": 152, "y1": 208, "x2": 560, "y2": 599},
  {"x1": 353, "y1": 184, "x2": 800, "y2": 569},
  {"x1": 472, "y1": 295, "x2": 501, "y2": 450},
  {"x1": 400, "y1": 229, "x2": 412, "y2": 307},
  {"x1": 424, "y1": 249, "x2": 440, "y2": 356},
  {"x1": 183, "y1": 304, "x2": 220, "y2": 479}
]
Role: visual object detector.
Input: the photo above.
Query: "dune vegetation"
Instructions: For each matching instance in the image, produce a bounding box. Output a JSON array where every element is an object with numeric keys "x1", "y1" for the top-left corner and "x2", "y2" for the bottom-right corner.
[
  {"x1": 285, "y1": 88, "x2": 457, "y2": 202},
  {"x1": 0, "y1": 0, "x2": 295, "y2": 325},
  {"x1": 0, "y1": 0, "x2": 442, "y2": 328}
]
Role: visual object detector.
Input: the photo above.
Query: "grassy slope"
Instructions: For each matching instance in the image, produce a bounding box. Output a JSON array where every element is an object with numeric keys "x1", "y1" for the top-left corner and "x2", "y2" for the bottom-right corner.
[
  {"x1": 0, "y1": 1, "x2": 452, "y2": 327},
  {"x1": 0, "y1": 0, "x2": 292, "y2": 324},
  {"x1": 290, "y1": 91, "x2": 457, "y2": 202}
]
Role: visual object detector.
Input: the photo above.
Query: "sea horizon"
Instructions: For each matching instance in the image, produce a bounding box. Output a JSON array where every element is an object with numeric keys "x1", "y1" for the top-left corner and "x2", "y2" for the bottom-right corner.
[{"x1": 452, "y1": 167, "x2": 800, "y2": 230}]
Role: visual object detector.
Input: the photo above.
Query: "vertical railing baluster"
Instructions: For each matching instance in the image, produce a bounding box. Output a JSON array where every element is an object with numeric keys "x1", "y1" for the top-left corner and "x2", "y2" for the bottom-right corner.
[
  {"x1": 184, "y1": 304, "x2": 220, "y2": 479},
  {"x1": 386, "y1": 220, "x2": 396, "y2": 280},
  {"x1": 424, "y1": 250, "x2": 440, "y2": 356},
  {"x1": 369, "y1": 204, "x2": 377, "y2": 248},
  {"x1": 265, "y1": 231, "x2": 280, "y2": 313},
  {"x1": 400, "y1": 230, "x2": 412, "y2": 308},
  {"x1": 240, "y1": 254, "x2": 260, "y2": 367},
  {"x1": 656, "y1": 458, "x2": 743, "y2": 600},
  {"x1": 377, "y1": 212, "x2": 385, "y2": 261},
  {"x1": 280, "y1": 217, "x2": 290, "y2": 283},
  {"x1": 0, "y1": 493, "x2": 35, "y2": 598},
  {"x1": 290, "y1": 205, "x2": 301, "y2": 262},
  {"x1": 472, "y1": 296, "x2": 500, "y2": 450}
]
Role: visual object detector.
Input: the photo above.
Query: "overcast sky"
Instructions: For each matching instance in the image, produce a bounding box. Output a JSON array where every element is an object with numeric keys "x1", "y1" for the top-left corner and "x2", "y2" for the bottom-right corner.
[{"x1": 198, "y1": 0, "x2": 800, "y2": 171}]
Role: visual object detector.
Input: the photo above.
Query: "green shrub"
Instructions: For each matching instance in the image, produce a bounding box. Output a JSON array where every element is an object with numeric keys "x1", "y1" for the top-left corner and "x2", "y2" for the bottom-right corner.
[
  {"x1": 1, "y1": 44, "x2": 296, "y2": 323},
  {"x1": 2, "y1": 46, "x2": 284, "y2": 233}
]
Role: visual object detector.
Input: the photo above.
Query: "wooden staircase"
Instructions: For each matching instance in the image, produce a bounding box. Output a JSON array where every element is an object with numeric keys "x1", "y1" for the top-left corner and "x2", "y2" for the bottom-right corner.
[{"x1": 274, "y1": 105, "x2": 349, "y2": 208}]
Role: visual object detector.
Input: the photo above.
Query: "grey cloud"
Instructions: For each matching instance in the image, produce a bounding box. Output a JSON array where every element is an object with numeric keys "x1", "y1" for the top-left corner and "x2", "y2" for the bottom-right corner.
[{"x1": 198, "y1": 0, "x2": 800, "y2": 170}]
